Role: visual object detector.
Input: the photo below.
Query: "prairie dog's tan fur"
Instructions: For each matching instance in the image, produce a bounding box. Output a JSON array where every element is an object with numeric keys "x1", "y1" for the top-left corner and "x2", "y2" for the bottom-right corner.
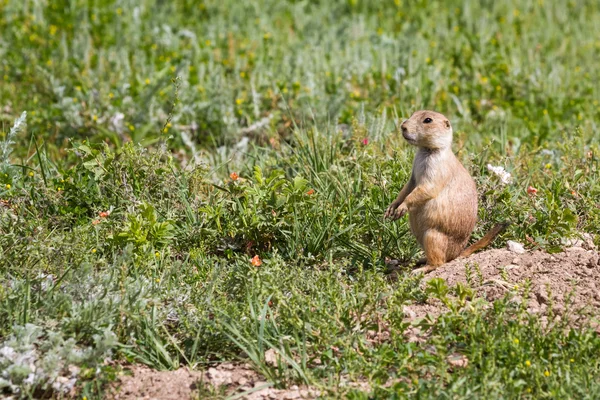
[{"x1": 384, "y1": 110, "x2": 505, "y2": 273}]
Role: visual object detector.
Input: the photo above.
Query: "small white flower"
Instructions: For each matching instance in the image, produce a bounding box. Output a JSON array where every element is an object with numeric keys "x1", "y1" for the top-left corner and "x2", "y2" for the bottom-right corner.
[
  {"x1": 109, "y1": 112, "x2": 125, "y2": 133},
  {"x1": 487, "y1": 164, "x2": 512, "y2": 185}
]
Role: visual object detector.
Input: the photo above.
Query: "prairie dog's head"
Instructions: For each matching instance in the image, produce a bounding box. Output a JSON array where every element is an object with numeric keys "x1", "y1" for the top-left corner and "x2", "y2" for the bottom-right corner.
[{"x1": 400, "y1": 110, "x2": 452, "y2": 150}]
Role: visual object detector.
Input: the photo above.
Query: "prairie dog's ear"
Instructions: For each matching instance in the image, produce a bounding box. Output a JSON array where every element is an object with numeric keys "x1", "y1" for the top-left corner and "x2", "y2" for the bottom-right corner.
[{"x1": 444, "y1": 120, "x2": 451, "y2": 129}]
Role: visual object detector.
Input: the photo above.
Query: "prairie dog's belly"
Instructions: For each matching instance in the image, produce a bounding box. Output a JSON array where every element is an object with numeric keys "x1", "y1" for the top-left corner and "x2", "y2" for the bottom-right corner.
[{"x1": 408, "y1": 183, "x2": 477, "y2": 245}]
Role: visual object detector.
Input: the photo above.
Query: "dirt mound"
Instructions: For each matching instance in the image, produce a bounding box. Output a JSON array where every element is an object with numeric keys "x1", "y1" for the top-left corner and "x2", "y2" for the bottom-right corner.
[
  {"x1": 108, "y1": 363, "x2": 316, "y2": 400},
  {"x1": 403, "y1": 245, "x2": 600, "y2": 324}
]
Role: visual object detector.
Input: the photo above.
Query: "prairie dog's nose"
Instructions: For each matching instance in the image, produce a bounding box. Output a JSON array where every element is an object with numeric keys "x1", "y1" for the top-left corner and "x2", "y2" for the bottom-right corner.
[{"x1": 400, "y1": 121, "x2": 408, "y2": 133}]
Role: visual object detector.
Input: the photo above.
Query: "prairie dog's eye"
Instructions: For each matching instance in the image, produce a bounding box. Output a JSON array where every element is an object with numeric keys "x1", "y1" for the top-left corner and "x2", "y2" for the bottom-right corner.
[{"x1": 423, "y1": 117, "x2": 433, "y2": 124}]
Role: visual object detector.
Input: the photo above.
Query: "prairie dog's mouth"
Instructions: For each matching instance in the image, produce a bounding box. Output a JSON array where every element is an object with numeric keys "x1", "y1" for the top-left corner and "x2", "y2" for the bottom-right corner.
[{"x1": 402, "y1": 131, "x2": 417, "y2": 143}]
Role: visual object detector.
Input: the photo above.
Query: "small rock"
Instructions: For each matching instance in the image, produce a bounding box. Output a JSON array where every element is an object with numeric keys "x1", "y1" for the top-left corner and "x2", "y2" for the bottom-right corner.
[
  {"x1": 264, "y1": 349, "x2": 279, "y2": 367},
  {"x1": 563, "y1": 237, "x2": 584, "y2": 248},
  {"x1": 207, "y1": 367, "x2": 232, "y2": 386},
  {"x1": 512, "y1": 257, "x2": 521, "y2": 265},
  {"x1": 238, "y1": 377, "x2": 248, "y2": 386},
  {"x1": 583, "y1": 233, "x2": 597, "y2": 250},
  {"x1": 447, "y1": 354, "x2": 469, "y2": 368},
  {"x1": 589, "y1": 254, "x2": 600, "y2": 268},
  {"x1": 536, "y1": 289, "x2": 549, "y2": 305},
  {"x1": 402, "y1": 306, "x2": 417, "y2": 319},
  {"x1": 553, "y1": 304, "x2": 565, "y2": 314},
  {"x1": 507, "y1": 241, "x2": 526, "y2": 254}
]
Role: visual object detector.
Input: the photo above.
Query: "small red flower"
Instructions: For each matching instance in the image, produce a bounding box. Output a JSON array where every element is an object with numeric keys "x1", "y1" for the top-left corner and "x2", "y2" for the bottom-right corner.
[
  {"x1": 92, "y1": 219, "x2": 101, "y2": 225},
  {"x1": 99, "y1": 211, "x2": 110, "y2": 218},
  {"x1": 362, "y1": 138, "x2": 369, "y2": 145},
  {"x1": 230, "y1": 172, "x2": 239, "y2": 181},
  {"x1": 251, "y1": 255, "x2": 262, "y2": 267},
  {"x1": 306, "y1": 189, "x2": 315, "y2": 195},
  {"x1": 570, "y1": 190, "x2": 577, "y2": 196},
  {"x1": 527, "y1": 186, "x2": 538, "y2": 196}
]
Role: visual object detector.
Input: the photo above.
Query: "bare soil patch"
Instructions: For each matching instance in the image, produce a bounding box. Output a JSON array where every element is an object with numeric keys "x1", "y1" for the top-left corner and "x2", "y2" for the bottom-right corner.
[{"x1": 108, "y1": 363, "x2": 317, "y2": 400}]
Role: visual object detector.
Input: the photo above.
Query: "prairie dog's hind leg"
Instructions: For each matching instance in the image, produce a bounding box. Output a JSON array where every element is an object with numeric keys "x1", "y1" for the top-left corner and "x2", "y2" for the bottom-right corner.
[{"x1": 412, "y1": 229, "x2": 448, "y2": 275}]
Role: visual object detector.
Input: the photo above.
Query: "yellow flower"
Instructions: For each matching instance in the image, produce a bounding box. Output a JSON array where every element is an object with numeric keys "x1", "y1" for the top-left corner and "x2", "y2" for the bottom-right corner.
[
  {"x1": 236, "y1": 98, "x2": 243, "y2": 105},
  {"x1": 109, "y1": 92, "x2": 114, "y2": 99},
  {"x1": 544, "y1": 370, "x2": 550, "y2": 377},
  {"x1": 5, "y1": 184, "x2": 10, "y2": 189},
  {"x1": 128, "y1": 124, "x2": 135, "y2": 131},
  {"x1": 480, "y1": 77, "x2": 488, "y2": 84},
  {"x1": 545, "y1": 163, "x2": 552, "y2": 169},
  {"x1": 205, "y1": 40, "x2": 211, "y2": 46},
  {"x1": 543, "y1": 109, "x2": 548, "y2": 115},
  {"x1": 145, "y1": 78, "x2": 150, "y2": 85},
  {"x1": 525, "y1": 360, "x2": 531, "y2": 367},
  {"x1": 155, "y1": 278, "x2": 160, "y2": 283},
  {"x1": 29, "y1": 171, "x2": 34, "y2": 177},
  {"x1": 49, "y1": 25, "x2": 58, "y2": 35},
  {"x1": 116, "y1": 8, "x2": 123, "y2": 15},
  {"x1": 155, "y1": 251, "x2": 160, "y2": 257},
  {"x1": 92, "y1": 248, "x2": 96, "y2": 253},
  {"x1": 166, "y1": 122, "x2": 172, "y2": 128},
  {"x1": 513, "y1": 338, "x2": 519, "y2": 344},
  {"x1": 425, "y1": 57, "x2": 431, "y2": 64},
  {"x1": 570, "y1": 358, "x2": 575, "y2": 363},
  {"x1": 92, "y1": 115, "x2": 98, "y2": 122},
  {"x1": 240, "y1": 71, "x2": 246, "y2": 78}
]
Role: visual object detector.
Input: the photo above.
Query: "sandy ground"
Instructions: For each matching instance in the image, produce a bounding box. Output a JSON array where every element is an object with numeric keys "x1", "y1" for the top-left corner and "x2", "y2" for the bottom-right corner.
[{"x1": 108, "y1": 362, "x2": 317, "y2": 400}]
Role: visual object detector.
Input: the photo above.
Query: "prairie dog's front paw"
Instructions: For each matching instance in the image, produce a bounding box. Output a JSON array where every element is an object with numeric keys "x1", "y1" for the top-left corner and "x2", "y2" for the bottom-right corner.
[
  {"x1": 392, "y1": 203, "x2": 408, "y2": 220},
  {"x1": 384, "y1": 202, "x2": 399, "y2": 219}
]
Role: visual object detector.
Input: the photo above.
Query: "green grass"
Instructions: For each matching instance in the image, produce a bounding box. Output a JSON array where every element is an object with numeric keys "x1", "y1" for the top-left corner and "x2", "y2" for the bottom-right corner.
[{"x1": 1, "y1": 0, "x2": 600, "y2": 398}]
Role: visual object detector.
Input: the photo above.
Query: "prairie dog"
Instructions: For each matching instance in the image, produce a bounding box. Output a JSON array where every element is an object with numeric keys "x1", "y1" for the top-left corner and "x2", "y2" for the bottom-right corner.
[{"x1": 384, "y1": 110, "x2": 506, "y2": 274}]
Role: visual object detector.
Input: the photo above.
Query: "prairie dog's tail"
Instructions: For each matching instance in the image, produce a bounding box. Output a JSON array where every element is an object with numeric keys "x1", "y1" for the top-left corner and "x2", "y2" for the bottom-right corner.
[{"x1": 460, "y1": 223, "x2": 509, "y2": 258}]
